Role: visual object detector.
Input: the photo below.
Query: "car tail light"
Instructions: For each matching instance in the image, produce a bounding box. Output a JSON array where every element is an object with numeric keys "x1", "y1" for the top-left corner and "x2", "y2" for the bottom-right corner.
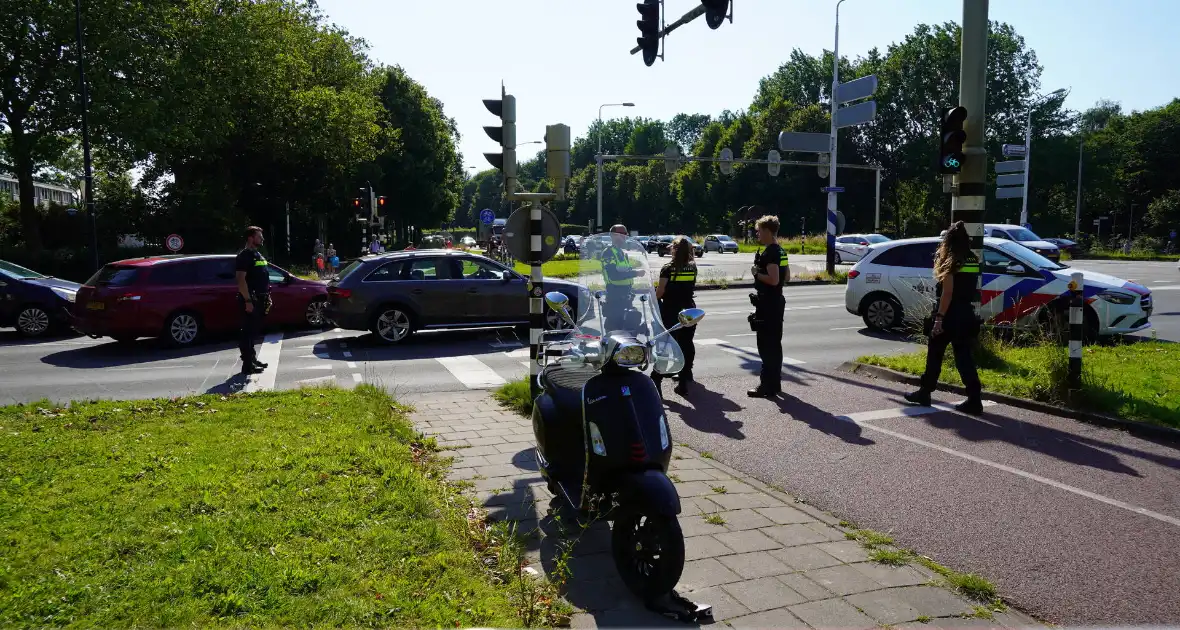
[
  {"x1": 859, "y1": 241, "x2": 869, "y2": 246},
  {"x1": 847, "y1": 270, "x2": 860, "y2": 279},
  {"x1": 329, "y1": 287, "x2": 352, "y2": 299},
  {"x1": 117, "y1": 293, "x2": 142, "y2": 302}
]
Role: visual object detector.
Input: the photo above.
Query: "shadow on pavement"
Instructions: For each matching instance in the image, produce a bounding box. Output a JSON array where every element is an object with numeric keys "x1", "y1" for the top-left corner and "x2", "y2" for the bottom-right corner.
[
  {"x1": 40, "y1": 338, "x2": 237, "y2": 368},
  {"x1": 0, "y1": 329, "x2": 84, "y2": 346},
  {"x1": 206, "y1": 372, "x2": 249, "y2": 395},
  {"x1": 342, "y1": 328, "x2": 513, "y2": 360},
  {"x1": 663, "y1": 385, "x2": 745, "y2": 439},
  {"x1": 774, "y1": 392, "x2": 876, "y2": 446},
  {"x1": 726, "y1": 346, "x2": 809, "y2": 387}
]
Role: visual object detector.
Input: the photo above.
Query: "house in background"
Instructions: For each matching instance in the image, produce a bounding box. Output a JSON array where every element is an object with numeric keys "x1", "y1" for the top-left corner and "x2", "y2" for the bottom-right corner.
[{"x1": 0, "y1": 174, "x2": 81, "y2": 208}]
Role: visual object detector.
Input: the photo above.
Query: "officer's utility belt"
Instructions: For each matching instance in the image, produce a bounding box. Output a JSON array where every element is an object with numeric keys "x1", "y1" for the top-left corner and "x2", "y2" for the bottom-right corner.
[
  {"x1": 747, "y1": 290, "x2": 783, "y2": 331},
  {"x1": 240, "y1": 292, "x2": 273, "y2": 314}
]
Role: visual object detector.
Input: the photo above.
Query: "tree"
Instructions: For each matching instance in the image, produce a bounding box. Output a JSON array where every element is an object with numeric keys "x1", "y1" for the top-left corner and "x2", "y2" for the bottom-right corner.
[{"x1": 667, "y1": 113, "x2": 712, "y2": 155}]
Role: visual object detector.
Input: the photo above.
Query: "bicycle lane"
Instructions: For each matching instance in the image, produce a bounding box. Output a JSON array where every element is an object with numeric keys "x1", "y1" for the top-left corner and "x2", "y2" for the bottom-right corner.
[{"x1": 660, "y1": 368, "x2": 1180, "y2": 626}]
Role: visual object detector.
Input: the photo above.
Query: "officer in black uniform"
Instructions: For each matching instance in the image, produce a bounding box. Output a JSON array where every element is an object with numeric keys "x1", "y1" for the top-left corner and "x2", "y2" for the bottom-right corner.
[
  {"x1": 235, "y1": 226, "x2": 271, "y2": 375},
  {"x1": 599, "y1": 224, "x2": 646, "y2": 333},
  {"x1": 748, "y1": 215, "x2": 789, "y2": 397},
  {"x1": 654, "y1": 236, "x2": 698, "y2": 396}
]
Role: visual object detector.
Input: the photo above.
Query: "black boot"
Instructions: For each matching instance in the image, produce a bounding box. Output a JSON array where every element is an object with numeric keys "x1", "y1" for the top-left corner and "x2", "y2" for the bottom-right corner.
[
  {"x1": 903, "y1": 390, "x2": 931, "y2": 406},
  {"x1": 954, "y1": 397, "x2": 984, "y2": 414},
  {"x1": 673, "y1": 377, "x2": 691, "y2": 396}
]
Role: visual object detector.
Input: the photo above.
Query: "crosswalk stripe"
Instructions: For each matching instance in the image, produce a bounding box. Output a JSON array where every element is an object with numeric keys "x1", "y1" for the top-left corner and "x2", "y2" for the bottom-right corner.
[
  {"x1": 298, "y1": 365, "x2": 334, "y2": 371},
  {"x1": 696, "y1": 338, "x2": 725, "y2": 345},
  {"x1": 295, "y1": 376, "x2": 335, "y2": 386},
  {"x1": 352, "y1": 373, "x2": 363, "y2": 383},
  {"x1": 436, "y1": 355, "x2": 507, "y2": 389},
  {"x1": 717, "y1": 343, "x2": 805, "y2": 366},
  {"x1": 506, "y1": 348, "x2": 530, "y2": 357}
]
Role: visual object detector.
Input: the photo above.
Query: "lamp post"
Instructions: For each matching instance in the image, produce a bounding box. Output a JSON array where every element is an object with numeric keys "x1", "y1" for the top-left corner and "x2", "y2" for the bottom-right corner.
[
  {"x1": 1018, "y1": 87, "x2": 1068, "y2": 226},
  {"x1": 826, "y1": 0, "x2": 847, "y2": 275},
  {"x1": 74, "y1": 0, "x2": 98, "y2": 272},
  {"x1": 596, "y1": 102, "x2": 635, "y2": 231}
]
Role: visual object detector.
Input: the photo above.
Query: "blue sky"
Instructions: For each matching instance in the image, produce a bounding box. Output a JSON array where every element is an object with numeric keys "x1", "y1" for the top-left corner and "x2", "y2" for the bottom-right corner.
[{"x1": 314, "y1": 0, "x2": 1180, "y2": 174}]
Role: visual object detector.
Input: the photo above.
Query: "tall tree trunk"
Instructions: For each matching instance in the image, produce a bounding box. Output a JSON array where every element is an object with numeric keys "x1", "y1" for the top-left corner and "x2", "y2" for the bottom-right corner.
[{"x1": 9, "y1": 123, "x2": 44, "y2": 254}]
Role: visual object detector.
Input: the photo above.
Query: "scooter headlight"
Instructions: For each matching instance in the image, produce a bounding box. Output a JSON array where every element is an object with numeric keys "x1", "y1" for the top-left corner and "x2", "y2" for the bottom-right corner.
[
  {"x1": 588, "y1": 422, "x2": 607, "y2": 456},
  {"x1": 610, "y1": 341, "x2": 649, "y2": 368},
  {"x1": 659, "y1": 414, "x2": 669, "y2": 450}
]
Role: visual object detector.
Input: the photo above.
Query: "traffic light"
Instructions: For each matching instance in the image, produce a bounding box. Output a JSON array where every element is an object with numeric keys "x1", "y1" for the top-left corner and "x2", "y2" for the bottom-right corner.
[
  {"x1": 939, "y1": 106, "x2": 968, "y2": 174},
  {"x1": 701, "y1": 0, "x2": 731, "y2": 29},
  {"x1": 545, "y1": 124, "x2": 571, "y2": 200},
  {"x1": 377, "y1": 196, "x2": 387, "y2": 212},
  {"x1": 482, "y1": 91, "x2": 517, "y2": 196},
  {"x1": 636, "y1": 0, "x2": 660, "y2": 66},
  {"x1": 352, "y1": 198, "x2": 362, "y2": 212}
]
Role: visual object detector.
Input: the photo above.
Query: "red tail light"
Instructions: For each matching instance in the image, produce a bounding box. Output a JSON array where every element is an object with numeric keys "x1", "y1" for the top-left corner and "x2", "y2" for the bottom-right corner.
[
  {"x1": 117, "y1": 293, "x2": 142, "y2": 302},
  {"x1": 847, "y1": 270, "x2": 860, "y2": 279},
  {"x1": 630, "y1": 441, "x2": 647, "y2": 462},
  {"x1": 328, "y1": 287, "x2": 352, "y2": 299}
]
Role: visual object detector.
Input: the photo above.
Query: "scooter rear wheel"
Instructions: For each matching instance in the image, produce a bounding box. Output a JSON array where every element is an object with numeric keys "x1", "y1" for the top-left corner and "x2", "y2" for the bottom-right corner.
[{"x1": 611, "y1": 511, "x2": 685, "y2": 601}]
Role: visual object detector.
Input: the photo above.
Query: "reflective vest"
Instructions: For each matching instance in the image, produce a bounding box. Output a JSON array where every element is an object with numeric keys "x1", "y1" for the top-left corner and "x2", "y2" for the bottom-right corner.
[{"x1": 600, "y1": 246, "x2": 635, "y2": 287}]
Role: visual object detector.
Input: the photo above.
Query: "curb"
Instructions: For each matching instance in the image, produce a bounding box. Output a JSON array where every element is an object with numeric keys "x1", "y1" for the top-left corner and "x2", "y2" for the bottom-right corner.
[
  {"x1": 840, "y1": 361, "x2": 1180, "y2": 442},
  {"x1": 695, "y1": 279, "x2": 845, "y2": 291}
]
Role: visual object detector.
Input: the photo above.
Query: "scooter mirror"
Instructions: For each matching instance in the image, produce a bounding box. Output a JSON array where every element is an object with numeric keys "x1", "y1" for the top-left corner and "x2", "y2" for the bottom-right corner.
[
  {"x1": 677, "y1": 308, "x2": 706, "y2": 327},
  {"x1": 544, "y1": 291, "x2": 578, "y2": 328}
]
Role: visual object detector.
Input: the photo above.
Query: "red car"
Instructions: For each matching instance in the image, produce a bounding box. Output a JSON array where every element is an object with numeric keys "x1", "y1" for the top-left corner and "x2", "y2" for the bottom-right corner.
[{"x1": 73, "y1": 254, "x2": 328, "y2": 346}]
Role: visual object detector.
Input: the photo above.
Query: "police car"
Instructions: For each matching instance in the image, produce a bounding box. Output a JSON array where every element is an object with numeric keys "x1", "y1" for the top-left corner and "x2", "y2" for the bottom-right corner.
[{"x1": 845, "y1": 237, "x2": 1152, "y2": 339}]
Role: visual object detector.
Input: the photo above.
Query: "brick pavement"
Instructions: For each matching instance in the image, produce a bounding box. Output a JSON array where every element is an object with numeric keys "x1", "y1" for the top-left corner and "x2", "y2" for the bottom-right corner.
[{"x1": 406, "y1": 390, "x2": 1041, "y2": 629}]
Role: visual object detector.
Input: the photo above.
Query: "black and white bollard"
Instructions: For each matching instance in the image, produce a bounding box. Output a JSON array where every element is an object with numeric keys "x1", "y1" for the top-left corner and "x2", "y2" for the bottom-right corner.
[
  {"x1": 1068, "y1": 271, "x2": 1083, "y2": 389},
  {"x1": 528, "y1": 203, "x2": 544, "y2": 399}
]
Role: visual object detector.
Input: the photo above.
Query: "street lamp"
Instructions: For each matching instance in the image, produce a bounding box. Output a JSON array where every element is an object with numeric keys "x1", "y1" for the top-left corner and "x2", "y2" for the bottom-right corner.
[
  {"x1": 1019, "y1": 87, "x2": 1068, "y2": 226},
  {"x1": 74, "y1": 0, "x2": 98, "y2": 273},
  {"x1": 596, "y1": 102, "x2": 635, "y2": 231}
]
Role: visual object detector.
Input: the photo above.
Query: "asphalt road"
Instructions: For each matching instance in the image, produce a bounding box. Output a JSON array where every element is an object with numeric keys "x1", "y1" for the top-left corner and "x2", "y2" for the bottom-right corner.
[{"x1": 661, "y1": 371, "x2": 1180, "y2": 626}]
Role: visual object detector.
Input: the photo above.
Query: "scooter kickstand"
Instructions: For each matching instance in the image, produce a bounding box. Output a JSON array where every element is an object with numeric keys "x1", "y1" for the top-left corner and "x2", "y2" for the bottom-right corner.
[{"x1": 645, "y1": 589, "x2": 713, "y2": 624}]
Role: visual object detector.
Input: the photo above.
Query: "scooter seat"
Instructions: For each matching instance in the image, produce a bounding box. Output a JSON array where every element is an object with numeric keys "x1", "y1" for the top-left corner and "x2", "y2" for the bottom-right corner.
[{"x1": 541, "y1": 364, "x2": 597, "y2": 414}]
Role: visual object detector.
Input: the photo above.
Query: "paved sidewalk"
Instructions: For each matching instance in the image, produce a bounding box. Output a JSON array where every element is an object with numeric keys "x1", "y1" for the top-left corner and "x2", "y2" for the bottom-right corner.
[{"x1": 406, "y1": 390, "x2": 1041, "y2": 629}]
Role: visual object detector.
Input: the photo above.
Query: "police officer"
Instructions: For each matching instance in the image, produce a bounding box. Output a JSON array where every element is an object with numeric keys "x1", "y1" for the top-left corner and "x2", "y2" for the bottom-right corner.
[
  {"x1": 235, "y1": 226, "x2": 271, "y2": 375},
  {"x1": 748, "y1": 215, "x2": 789, "y2": 397},
  {"x1": 654, "y1": 236, "x2": 698, "y2": 396},
  {"x1": 599, "y1": 224, "x2": 646, "y2": 332}
]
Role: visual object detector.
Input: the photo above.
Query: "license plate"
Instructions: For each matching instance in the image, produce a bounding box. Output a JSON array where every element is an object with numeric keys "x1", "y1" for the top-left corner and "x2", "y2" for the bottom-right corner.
[{"x1": 86, "y1": 301, "x2": 105, "y2": 310}]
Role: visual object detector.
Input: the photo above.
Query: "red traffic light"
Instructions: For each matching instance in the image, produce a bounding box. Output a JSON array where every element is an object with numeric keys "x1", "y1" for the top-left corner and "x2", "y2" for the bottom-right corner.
[
  {"x1": 377, "y1": 196, "x2": 387, "y2": 207},
  {"x1": 352, "y1": 198, "x2": 361, "y2": 207}
]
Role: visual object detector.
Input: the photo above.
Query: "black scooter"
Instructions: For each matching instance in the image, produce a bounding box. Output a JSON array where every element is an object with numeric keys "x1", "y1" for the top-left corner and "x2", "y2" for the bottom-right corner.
[{"x1": 532, "y1": 290, "x2": 711, "y2": 622}]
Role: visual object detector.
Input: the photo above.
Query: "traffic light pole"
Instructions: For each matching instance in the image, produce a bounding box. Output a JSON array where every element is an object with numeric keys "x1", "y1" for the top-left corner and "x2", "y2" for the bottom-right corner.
[
  {"x1": 953, "y1": 0, "x2": 989, "y2": 317},
  {"x1": 826, "y1": 0, "x2": 847, "y2": 277}
]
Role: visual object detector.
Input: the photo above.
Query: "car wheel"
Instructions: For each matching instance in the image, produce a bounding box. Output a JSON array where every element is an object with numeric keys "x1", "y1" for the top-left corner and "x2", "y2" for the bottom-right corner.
[
  {"x1": 371, "y1": 306, "x2": 414, "y2": 344},
  {"x1": 834, "y1": 251, "x2": 843, "y2": 265},
  {"x1": 861, "y1": 294, "x2": 902, "y2": 331},
  {"x1": 15, "y1": 305, "x2": 52, "y2": 337},
  {"x1": 305, "y1": 298, "x2": 328, "y2": 328},
  {"x1": 164, "y1": 311, "x2": 202, "y2": 347}
]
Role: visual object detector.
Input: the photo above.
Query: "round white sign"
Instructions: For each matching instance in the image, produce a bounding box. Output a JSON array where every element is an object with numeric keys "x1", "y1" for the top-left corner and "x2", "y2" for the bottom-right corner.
[{"x1": 166, "y1": 234, "x2": 184, "y2": 252}]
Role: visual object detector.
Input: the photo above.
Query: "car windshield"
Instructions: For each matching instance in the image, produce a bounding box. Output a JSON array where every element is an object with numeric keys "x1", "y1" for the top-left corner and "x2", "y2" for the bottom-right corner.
[
  {"x1": 865, "y1": 234, "x2": 891, "y2": 244},
  {"x1": 996, "y1": 240, "x2": 1065, "y2": 270},
  {"x1": 335, "y1": 259, "x2": 365, "y2": 280},
  {"x1": 716, "y1": 235, "x2": 734, "y2": 242},
  {"x1": 0, "y1": 260, "x2": 46, "y2": 280},
  {"x1": 87, "y1": 265, "x2": 139, "y2": 286},
  {"x1": 1008, "y1": 228, "x2": 1043, "y2": 242}
]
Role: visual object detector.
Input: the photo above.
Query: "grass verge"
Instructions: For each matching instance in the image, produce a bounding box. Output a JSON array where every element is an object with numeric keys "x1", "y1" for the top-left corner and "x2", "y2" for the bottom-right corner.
[
  {"x1": 1071, "y1": 248, "x2": 1180, "y2": 262},
  {"x1": 493, "y1": 377, "x2": 534, "y2": 417},
  {"x1": 513, "y1": 259, "x2": 595, "y2": 279},
  {"x1": 0, "y1": 385, "x2": 563, "y2": 627},
  {"x1": 859, "y1": 334, "x2": 1180, "y2": 429}
]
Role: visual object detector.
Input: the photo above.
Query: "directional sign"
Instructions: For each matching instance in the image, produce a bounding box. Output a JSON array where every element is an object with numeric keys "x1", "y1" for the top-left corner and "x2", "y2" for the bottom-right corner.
[
  {"x1": 479, "y1": 208, "x2": 495, "y2": 225},
  {"x1": 822, "y1": 186, "x2": 845, "y2": 193},
  {"x1": 835, "y1": 74, "x2": 878, "y2": 104},
  {"x1": 1002, "y1": 144, "x2": 1027, "y2": 158},
  {"x1": 767, "y1": 150, "x2": 781, "y2": 177},
  {"x1": 165, "y1": 234, "x2": 184, "y2": 252},
  {"x1": 995, "y1": 186, "x2": 1025, "y2": 200},
  {"x1": 719, "y1": 148, "x2": 734, "y2": 175},
  {"x1": 996, "y1": 174, "x2": 1024, "y2": 187},
  {"x1": 834, "y1": 100, "x2": 877, "y2": 129},
  {"x1": 664, "y1": 145, "x2": 681, "y2": 174},
  {"x1": 995, "y1": 160, "x2": 1026, "y2": 174},
  {"x1": 817, "y1": 152, "x2": 830, "y2": 179},
  {"x1": 778, "y1": 131, "x2": 830, "y2": 154}
]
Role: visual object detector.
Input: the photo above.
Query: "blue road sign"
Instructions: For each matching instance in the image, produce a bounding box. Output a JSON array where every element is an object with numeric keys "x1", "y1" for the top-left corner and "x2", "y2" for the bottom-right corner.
[
  {"x1": 479, "y1": 208, "x2": 495, "y2": 225},
  {"x1": 822, "y1": 186, "x2": 845, "y2": 193}
]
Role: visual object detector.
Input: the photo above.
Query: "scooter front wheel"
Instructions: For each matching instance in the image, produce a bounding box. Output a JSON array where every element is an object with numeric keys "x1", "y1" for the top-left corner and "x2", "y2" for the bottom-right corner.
[{"x1": 611, "y1": 511, "x2": 685, "y2": 601}]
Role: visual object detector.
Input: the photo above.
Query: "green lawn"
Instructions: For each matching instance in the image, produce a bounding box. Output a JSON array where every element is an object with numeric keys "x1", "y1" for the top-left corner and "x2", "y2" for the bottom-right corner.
[
  {"x1": 0, "y1": 386, "x2": 548, "y2": 627},
  {"x1": 860, "y1": 338, "x2": 1180, "y2": 429},
  {"x1": 514, "y1": 258, "x2": 593, "y2": 278}
]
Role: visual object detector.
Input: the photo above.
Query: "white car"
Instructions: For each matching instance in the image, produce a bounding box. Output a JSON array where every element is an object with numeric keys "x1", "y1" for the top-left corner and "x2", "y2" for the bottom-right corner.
[
  {"x1": 835, "y1": 233, "x2": 891, "y2": 264},
  {"x1": 845, "y1": 237, "x2": 1152, "y2": 339},
  {"x1": 703, "y1": 234, "x2": 740, "y2": 253}
]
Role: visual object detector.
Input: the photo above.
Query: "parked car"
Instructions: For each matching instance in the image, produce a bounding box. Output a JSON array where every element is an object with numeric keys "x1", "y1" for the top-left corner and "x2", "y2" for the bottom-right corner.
[
  {"x1": 0, "y1": 259, "x2": 81, "y2": 337},
  {"x1": 72, "y1": 255, "x2": 329, "y2": 346},
  {"x1": 835, "y1": 234, "x2": 891, "y2": 264},
  {"x1": 460, "y1": 236, "x2": 478, "y2": 248},
  {"x1": 845, "y1": 237, "x2": 1151, "y2": 340},
  {"x1": 655, "y1": 236, "x2": 704, "y2": 258},
  {"x1": 1042, "y1": 237, "x2": 1078, "y2": 256},
  {"x1": 983, "y1": 224, "x2": 1060, "y2": 262},
  {"x1": 646, "y1": 235, "x2": 673, "y2": 254},
  {"x1": 325, "y1": 250, "x2": 587, "y2": 344},
  {"x1": 562, "y1": 235, "x2": 583, "y2": 255},
  {"x1": 703, "y1": 234, "x2": 740, "y2": 254}
]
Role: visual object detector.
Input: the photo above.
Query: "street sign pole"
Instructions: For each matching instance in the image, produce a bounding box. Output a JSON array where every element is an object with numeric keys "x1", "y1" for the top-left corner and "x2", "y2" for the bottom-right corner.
[
  {"x1": 955, "y1": 0, "x2": 989, "y2": 319},
  {"x1": 826, "y1": 2, "x2": 841, "y2": 276}
]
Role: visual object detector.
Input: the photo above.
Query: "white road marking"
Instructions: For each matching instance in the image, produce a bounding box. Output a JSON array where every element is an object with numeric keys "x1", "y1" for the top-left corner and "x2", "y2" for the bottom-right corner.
[
  {"x1": 295, "y1": 343, "x2": 324, "y2": 349},
  {"x1": 837, "y1": 404, "x2": 1180, "y2": 529},
  {"x1": 436, "y1": 355, "x2": 507, "y2": 389},
  {"x1": 718, "y1": 343, "x2": 805, "y2": 365},
  {"x1": 695, "y1": 338, "x2": 725, "y2": 345},
  {"x1": 520, "y1": 360, "x2": 532, "y2": 367},
  {"x1": 347, "y1": 361, "x2": 357, "y2": 368},
  {"x1": 506, "y1": 348, "x2": 530, "y2": 357},
  {"x1": 298, "y1": 365, "x2": 334, "y2": 371},
  {"x1": 243, "y1": 332, "x2": 283, "y2": 393},
  {"x1": 298, "y1": 354, "x2": 320, "y2": 359},
  {"x1": 295, "y1": 375, "x2": 335, "y2": 386},
  {"x1": 1150, "y1": 285, "x2": 1180, "y2": 291},
  {"x1": 352, "y1": 373, "x2": 362, "y2": 383},
  {"x1": 727, "y1": 332, "x2": 757, "y2": 337},
  {"x1": 294, "y1": 336, "x2": 325, "y2": 343},
  {"x1": 830, "y1": 326, "x2": 861, "y2": 331}
]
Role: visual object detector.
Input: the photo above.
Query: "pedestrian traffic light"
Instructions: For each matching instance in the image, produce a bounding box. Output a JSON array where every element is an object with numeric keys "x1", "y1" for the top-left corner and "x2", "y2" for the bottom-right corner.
[
  {"x1": 545, "y1": 123, "x2": 571, "y2": 201},
  {"x1": 636, "y1": 0, "x2": 661, "y2": 66},
  {"x1": 701, "y1": 0, "x2": 731, "y2": 29},
  {"x1": 377, "y1": 196, "x2": 387, "y2": 212},
  {"x1": 939, "y1": 106, "x2": 968, "y2": 174},
  {"x1": 483, "y1": 90, "x2": 517, "y2": 196}
]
